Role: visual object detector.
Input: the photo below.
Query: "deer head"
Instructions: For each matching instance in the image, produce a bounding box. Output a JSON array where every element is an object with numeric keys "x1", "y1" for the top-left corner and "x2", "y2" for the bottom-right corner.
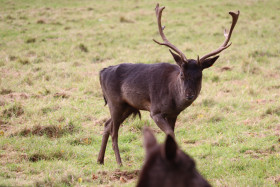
[
  {"x1": 137, "y1": 127, "x2": 211, "y2": 187},
  {"x1": 153, "y1": 4, "x2": 240, "y2": 101}
]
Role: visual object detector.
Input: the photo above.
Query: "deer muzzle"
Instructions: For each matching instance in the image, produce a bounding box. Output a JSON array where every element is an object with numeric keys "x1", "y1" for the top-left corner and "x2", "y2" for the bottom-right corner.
[{"x1": 185, "y1": 93, "x2": 196, "y2": 101}]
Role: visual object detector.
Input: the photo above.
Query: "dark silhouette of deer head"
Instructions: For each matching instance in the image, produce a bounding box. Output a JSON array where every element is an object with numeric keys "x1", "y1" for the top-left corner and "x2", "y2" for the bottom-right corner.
[{"x1": 137, "y1": 127, "x2": 211, "y2": 187}]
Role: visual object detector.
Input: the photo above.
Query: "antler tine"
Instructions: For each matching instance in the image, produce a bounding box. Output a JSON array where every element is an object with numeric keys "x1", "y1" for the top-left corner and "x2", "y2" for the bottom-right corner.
[
  {"x1": 153, "y1": 3, "x2": 188, "y2": 62},
  {"x1": 199, "y1": 10, "x2": 240, "y2": 63}
]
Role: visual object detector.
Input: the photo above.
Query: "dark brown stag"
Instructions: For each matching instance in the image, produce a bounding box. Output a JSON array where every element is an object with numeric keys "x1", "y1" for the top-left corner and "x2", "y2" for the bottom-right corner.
[
  {"x1": 97, "y1": 4, "x2": 240, "y2": 165},
  {"x1": 137, "y1": 127, "x2": 211, "y2": 187}
]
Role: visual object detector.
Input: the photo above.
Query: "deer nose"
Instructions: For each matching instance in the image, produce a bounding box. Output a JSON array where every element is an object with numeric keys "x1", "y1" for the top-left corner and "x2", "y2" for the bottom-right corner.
[{"x1": 186, "y1": 95, "x2": 195, "y2": 100}]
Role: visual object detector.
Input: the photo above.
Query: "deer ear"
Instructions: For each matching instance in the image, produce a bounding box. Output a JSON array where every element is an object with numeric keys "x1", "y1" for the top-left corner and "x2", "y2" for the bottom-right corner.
[
  {"x1": 143, "y1": 127, "x2": 158, "y2": 156},
  {"x1": 163, "y1": 134, "x2": 177, "y2": 160},
  {"x1": 169, "y1": 49, "x2": 183, "y2": 67},
  {"x1": 201, "y1": 56, "x2": 219, "y2": 70}
]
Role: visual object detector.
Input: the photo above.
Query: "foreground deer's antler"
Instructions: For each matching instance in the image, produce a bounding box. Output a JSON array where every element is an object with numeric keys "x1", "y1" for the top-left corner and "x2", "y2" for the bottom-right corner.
[
  {"x1": 153, "y1": 3, "x2": 188, "y2": 62},
  {"x1": 198, "y1": 11, "x2": 240, "y2": 63}
]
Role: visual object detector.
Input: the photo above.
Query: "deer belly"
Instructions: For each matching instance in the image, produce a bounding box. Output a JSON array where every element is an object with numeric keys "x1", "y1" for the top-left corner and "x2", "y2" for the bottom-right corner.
[{"x1": 122, "y1": 91, "x2": 151, "y2": 111}]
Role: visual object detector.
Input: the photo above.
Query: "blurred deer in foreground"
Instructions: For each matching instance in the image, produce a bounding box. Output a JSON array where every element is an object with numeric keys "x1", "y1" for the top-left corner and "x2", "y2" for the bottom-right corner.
[
  {"x1": 137, "y1": 127, "x2": 211, "y2": 187},
  {"x1": 97, "y1": 3, "x2": 240, "y2": 165}
]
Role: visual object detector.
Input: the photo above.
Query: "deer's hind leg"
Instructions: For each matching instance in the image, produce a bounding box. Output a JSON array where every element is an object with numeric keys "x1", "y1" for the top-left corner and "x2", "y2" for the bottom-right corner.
[
  {"x1": 97, "y1": 119, "x2": 112, "y2": 164},
  {"x1": 111, "y1": 104, "x2": 138, "y2": 166}
]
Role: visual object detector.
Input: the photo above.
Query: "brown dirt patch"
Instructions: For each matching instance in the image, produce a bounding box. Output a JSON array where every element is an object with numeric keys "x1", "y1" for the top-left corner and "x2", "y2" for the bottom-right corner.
[
  {"x1": 93, "y1": 117, "x2": 108, "y2": 126},
  {"x1": 0, "y1": 120, "x2": 10, "y2": 131},
  {"x1": 0, "y1": 89, "x2": 12, "y2": 95},
  {"x1": 244, "y1": 145, "x2": 279, "y2": 159},
  {"x1": 54, "y1": 92, "x2": 70, "y2": 98},
  {"x1": 266, "y1": 72, "x2": 280, "y2": 79},
  {"x1": 70, "y1": 137, "x2": 94, "y2": 145},
  {"x1": 0, "y1": 92, "x2": 31, "y2": 103},
  {"x1": 249, "y1": 50, "x2": 279, "y2": 58},
  {"x1": 230, "y1": 80, "x2": 247, "y2": 86},
  {"x1": 11, "y1": 123, "x2": 76, "y2": 138},
  {"x1": 268, "y1": 85, "x2": 280, "y2": 90},
  {"x1": 0, "y1": 100, "x2": 6, "y2": 106},
  {"x1": 0, "y1": 68, "x2": 21, "y2": 78},
  {"x1": 25, "y1": 38, "x2": 36, "y2": 43},
  {"x1": 111, "y1": 169, "x2": 140, "y2": 181},
  {"x1": 244, "y1": 132, "x2": 266, "y2": 138},
  {"x1": 274, "y1": 125, "x2": 280, "y2": 137},
  {"x1": 267, "y1": 175, "x2": 280, "y2": 185},
  {"x1": 2, "y1": 104, "x2": 24, "y2": 118},
  {"x1": 28, "y1": 153, "x2": 48, "y2": 162},
  {"x1": 0, "y1": 146, "x2": 28, "y2": 165},
  {"x1": 253, "y1": 99, "x2": 274, "y2": 105},
  {"x1": 220, "y1": 66, "x2": 232, "y2": 71},
  {"x1": 183, "y1": 139, "x2": 196, "y2": 144},
  {"x1": 37, "y1": 19, "x2": 46, "y2": 24},
  {"x1": 96, "y1": 169, "x2": 140, "y2": 183},
  {"x1": 242, "y1": 119, "x2": 259, "y2": 126},
  {"x1": 264, "y1": 107, "x2": 280, "y2": 116},
  {"x1": 120, "y1": 16, "x2": 134, "y2": 23},
  {"x1": 78, "y1": 43, "x2": 88, "y2": 52},
  {"x1": 28, "y1": 150, "x2": 66, "y2": 162}
]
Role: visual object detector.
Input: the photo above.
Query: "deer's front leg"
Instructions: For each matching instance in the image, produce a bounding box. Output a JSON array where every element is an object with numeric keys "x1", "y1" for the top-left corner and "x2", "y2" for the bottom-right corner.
[{"x1": 150, "y1": 112, "x2": 175, "y2": 138}]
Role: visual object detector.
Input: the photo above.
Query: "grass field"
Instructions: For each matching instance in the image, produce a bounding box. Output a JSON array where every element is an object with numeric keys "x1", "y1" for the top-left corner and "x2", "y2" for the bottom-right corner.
[{"x1": 0, "y1": 0, "x2": 279, "y2": 186}]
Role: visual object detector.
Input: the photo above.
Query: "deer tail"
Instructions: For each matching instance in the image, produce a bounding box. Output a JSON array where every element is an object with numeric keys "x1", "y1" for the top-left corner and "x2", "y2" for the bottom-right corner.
[
  {"x1": 99, "y1": 69, "x2": 108, "y2": 106},
  {"x1": 103, "y1": 95, "x2": 107, "y2": 106}
]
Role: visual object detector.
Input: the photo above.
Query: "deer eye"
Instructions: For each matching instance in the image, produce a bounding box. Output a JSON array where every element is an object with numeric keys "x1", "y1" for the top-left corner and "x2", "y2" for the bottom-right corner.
[{"x1": 180, "y1": 73, "x2": 184, "y2": 79}]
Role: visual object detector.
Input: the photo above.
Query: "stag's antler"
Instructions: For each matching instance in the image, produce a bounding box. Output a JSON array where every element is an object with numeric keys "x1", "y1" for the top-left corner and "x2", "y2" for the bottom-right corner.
[
  {"x1": 198, "y1": 11, "x2": 240, "y2": 63},
  {"x1": 153, "y1": 3, "x2": 188, "y2": 62}
]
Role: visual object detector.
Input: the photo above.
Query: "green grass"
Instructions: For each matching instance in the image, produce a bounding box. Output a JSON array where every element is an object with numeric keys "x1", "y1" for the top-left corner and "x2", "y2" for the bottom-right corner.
[{"x1": 0, "y1": 0, "x2": 279, "y2": 186}]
